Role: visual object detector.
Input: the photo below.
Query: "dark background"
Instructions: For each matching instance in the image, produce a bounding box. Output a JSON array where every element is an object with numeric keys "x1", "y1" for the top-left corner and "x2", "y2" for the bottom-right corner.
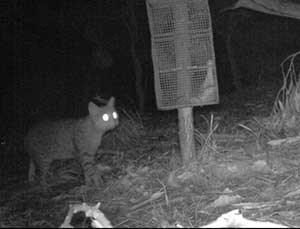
[{"x1": 2, "y1": 0, "x2": 300, "y2": 132}]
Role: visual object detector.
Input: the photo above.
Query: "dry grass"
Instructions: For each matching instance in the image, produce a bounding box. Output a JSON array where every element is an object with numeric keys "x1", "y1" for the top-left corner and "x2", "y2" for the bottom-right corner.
[
  {"x1": 3, "y1": 60, "x2": 300, "y2": 227},
  {"x1": 267, "y1": 51, "x2": 300, "y2": 136},
  {"x1": 194, "y1": 113, "x2": 219, "y2": 163}
]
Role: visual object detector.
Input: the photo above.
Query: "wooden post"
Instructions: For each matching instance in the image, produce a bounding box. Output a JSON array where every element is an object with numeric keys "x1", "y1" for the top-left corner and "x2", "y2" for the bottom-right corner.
[
  {"x1": 174, "y1": 1, "x2": 195, "y2": 166},
  {"x1": 178, "y1": 107, "x2": 195, "y2": 166}
]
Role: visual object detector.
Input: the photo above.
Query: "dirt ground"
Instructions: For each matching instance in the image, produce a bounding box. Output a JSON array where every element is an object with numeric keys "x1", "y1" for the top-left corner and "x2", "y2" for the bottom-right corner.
[{"x1": 1, "y1": 78, "x2": 299, "y2": 228}]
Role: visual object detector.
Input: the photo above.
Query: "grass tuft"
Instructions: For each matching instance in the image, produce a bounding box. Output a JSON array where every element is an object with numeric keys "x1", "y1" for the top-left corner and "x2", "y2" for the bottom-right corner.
[{"x1": 268, "y1": 51, "x2": 300, "y2": 136}]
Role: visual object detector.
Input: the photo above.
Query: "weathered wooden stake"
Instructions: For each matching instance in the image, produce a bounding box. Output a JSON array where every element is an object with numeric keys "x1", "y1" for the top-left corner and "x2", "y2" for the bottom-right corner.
[
  {"x1": 178, "y1": 107, "x2": 195, "y2": 166},
  {"x1": 174, "y1": 1, "x2": 195, "y2": 166}
]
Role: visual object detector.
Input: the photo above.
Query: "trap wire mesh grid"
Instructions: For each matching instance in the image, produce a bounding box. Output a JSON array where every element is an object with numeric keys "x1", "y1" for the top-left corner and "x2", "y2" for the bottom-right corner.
[{"x1": 146, "y1": 0, "x2": 219, "y2": 110}]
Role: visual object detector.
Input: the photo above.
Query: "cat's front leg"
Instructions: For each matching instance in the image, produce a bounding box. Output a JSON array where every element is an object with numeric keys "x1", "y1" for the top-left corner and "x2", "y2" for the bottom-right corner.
[{"x1": 80, "y1": 151, "x2": 104, "y2": 188}]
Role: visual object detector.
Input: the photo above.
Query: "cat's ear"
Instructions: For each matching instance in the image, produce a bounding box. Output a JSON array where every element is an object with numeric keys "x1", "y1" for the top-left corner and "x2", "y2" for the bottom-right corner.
[
  {"x1": 107, "y1": 97, "x2": 115, "y2": 107},
  {"x1": 88, "y1": 102, "x2": 100, "y2": 116}
]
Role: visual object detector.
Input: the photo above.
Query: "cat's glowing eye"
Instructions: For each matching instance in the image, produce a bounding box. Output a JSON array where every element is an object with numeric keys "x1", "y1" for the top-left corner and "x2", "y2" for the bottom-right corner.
[
  {"x1": 102, "y1": 114, "x2": 109, "y2": 121},
  {"x1": 112, "y1": 112, "x2": 118, "y2": 119}
]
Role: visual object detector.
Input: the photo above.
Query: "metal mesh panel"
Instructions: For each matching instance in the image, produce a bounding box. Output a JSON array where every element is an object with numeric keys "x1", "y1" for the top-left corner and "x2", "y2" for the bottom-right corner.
[{"x1": 147, "y1": 0, "x2": 219, "y2": 110}]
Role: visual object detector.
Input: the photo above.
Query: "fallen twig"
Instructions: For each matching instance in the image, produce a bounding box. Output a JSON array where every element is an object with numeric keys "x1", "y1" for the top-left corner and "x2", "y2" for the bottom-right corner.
[{"x1": 127, "y1": 191, "x2": 164, "y2": 216}]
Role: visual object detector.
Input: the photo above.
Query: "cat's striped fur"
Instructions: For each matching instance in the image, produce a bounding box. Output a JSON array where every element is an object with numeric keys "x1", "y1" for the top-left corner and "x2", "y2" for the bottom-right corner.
[{"x1": 24, "y1": 97, "x2": 118, "y2": 188}]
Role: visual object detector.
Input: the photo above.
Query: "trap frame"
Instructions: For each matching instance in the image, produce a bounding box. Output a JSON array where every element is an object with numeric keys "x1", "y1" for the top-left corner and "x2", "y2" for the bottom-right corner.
[
  {"x1": 146, "y1": 0, "x2": 219, "y2": 110},
  {"x1": 146, "y1": 0, "x2": 219, "y2": 164}
]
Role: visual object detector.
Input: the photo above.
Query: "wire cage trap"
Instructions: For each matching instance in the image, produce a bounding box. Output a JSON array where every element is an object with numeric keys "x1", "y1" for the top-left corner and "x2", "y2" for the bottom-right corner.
[{"x1": 146, "y1": 0, "x2": 219, "y2": 110}]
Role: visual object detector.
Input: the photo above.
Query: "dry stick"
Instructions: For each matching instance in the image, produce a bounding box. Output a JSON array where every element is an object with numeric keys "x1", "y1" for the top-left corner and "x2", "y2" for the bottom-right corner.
[
  {"x1": 112, "y1": 219, "x2": 130, "y2": 228},
  {"x1": 127, "y1": 196, "x2": 187, "y2": 217},
  {"x1": 128, "y1": 191, "x2": 164, "y2": 214},
  {"x1": 157, "y1": 179, "x2": 170, "y2": 207}
]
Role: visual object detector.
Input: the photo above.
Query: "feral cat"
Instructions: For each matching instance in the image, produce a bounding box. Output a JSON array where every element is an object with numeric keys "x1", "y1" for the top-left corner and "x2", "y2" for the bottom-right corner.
[{"x1": 24, "y1": 97, "x2": 118, "y2": 188}]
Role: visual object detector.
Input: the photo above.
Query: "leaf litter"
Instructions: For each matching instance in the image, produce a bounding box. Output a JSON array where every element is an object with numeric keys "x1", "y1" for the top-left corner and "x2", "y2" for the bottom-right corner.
[{"x1": 2, "y1": 53, "x2": 300, "y2": 227}]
